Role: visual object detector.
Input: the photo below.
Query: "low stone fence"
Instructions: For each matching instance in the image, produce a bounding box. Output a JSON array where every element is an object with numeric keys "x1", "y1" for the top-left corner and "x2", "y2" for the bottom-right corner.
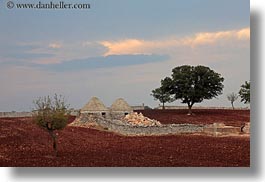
[
  {"x1": 203, "y1": 123, "x2": 242, "y2": 136},
  {"x1": 0, "y1": 110, "x2": 80, "y2": 118},
  {"x1": 92, "y1": 118, "x2": 205, "y2": 136},
  {"x1": 98, "y1": 119, "x2": 249, "y2": 136},
  {"x1": 0, "y1": 112, "x2": 33, "y2": 118},
  {"x1": 71, "y1": 115, "x2": 250, "y2": 136},
  {"x1": 155, "y1": 106, "x2": 250, "y2": 110}
]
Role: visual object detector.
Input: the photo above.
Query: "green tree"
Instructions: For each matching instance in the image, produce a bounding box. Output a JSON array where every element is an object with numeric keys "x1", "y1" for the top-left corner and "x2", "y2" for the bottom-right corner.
[
  {"x1": 163, "y1": 65, "x2": 224, "y2": 115},
  {"x1": 151, "y1": 79, "x2": 174, "y2": 109},
  {"x1": 227, "y1": 92, "x2": 238, "y2": 110},
  {"x1": 239, "y1": 81, "x2": 250, "y2": 104},
  {"x1": 33, "y1": 94, "x2": 69, "y2": 157}
]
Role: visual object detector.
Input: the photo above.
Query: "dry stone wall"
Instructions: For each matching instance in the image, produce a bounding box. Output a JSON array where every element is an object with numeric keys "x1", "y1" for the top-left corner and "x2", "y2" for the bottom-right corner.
[
  {"x1": 0, "y1": 112, "x2": 32, "y2": 118},
  {"x1": 155, "y1": 106, "x2": 250, "y2": 110},
  {"x1": 71, "y1": 112, "x2": 250, "y2": 136},
  {"x1": 242, "y1": 123, "x2": 250, "y2": 134},
  {"x1": 70, "y1": 113, "x2": 205, "y2": 136}
]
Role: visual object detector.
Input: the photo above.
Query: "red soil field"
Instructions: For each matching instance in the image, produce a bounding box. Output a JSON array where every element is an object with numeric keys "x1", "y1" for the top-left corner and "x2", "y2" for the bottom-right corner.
[
  {"x1": 135, "y1": 109, "x2": 250, "y2": 127},
  {"x1": 0, "y1": 110, "x2": 250, "y2": 167}
]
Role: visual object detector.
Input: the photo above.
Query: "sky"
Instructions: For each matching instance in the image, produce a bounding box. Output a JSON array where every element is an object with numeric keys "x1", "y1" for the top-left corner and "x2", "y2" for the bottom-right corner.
[{"x1": 0, "y1": 0, "x2": 250, "y2": 111}]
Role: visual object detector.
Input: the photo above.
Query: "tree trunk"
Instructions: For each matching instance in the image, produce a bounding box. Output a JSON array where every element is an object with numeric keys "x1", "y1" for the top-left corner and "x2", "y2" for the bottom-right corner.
[
  {"x1": 162, "y1": 102, "x2": 165, "y2": 110},
  {"x1": 49, "y1": 130, "x2": 58, "y2": 157},
  {"x1": 187, "y1": 105, "x2": 192, "y2": 115},
  {"x1": 231, "y1": 102, "x2": 234, "y2": 110}
]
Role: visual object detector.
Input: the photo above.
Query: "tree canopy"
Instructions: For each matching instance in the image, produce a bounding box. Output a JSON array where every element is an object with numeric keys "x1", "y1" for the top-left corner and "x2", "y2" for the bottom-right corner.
[
  {"x1": 227, "y1": 92, "x2": 238, "y2": 110},
  {"x1": 161, "y1": 65, "x2": 224, "y2": 114},
  {"x1": 33, "y1": 94, "x2": 70, "y2": 156},
  {"x1": 239, "y1": 81, "x2": 250, "y2": 104},
  {"x1": 151, "y1": 78, "x2": 174, "y2": 109}
]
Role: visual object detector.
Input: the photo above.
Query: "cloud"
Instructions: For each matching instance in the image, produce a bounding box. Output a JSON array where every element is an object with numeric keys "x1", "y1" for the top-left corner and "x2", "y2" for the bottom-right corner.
[
  {"x1": 40, "y1": 41, "x2": 107, "y2": 64},
  {"x1": 48, "y1": 42, "x2": 62, "y2": 49},
  {"x1": 100, "y1": 39, "x2": 145, "y2": 56},
  {"x1": 0, "y1": 40, "x2": 107, "y2": 66},
  {"x1": 183, "y1": 27, "x2": 250, "y2": 47},
  {"x1": 36, "y1": 54, "x2": 169, "y2": 72},
  {"x1": 0, "y1": 43, "x2": 55, "y2": 63},
  {"x1": 100, "y1": 27, "x2": 250, "y2": 56},
  {"x1": 236, "y1": 27, "x2": 250, "y2": 40},
  {"x1": 1, "y1": 27, "x2": 249, "y2": 70}
]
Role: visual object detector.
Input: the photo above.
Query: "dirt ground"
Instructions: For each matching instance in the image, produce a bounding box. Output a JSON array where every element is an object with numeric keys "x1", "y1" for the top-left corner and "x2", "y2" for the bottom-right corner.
[
  {"x1": 136, "y1": 109, "x2": 250, "y2": 127},
  {"x1": 0, "y1": 109, "x2": 250, "y2": 167}
]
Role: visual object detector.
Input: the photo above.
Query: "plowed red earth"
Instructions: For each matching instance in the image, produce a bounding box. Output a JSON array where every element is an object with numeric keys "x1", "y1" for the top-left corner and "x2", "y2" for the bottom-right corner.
[
  {"x1": 0, "y1": 110, "x2": 250, "y2": 167},
  {"x1": 135, "y1": 109, "x2": 250, "y2": 127}
]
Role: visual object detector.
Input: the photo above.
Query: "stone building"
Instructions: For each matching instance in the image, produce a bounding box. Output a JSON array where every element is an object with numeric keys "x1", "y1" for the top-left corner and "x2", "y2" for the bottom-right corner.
[
  {"x1": 110, "y1": 98, "x2": 133, "y2": 119},
  {"x1": 80, "y1": 97, "x2": 109, "y2": 118}
]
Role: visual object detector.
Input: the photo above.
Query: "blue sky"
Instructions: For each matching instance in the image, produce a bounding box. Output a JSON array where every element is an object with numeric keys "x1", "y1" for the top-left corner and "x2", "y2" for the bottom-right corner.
[{"x1": 0, "y1": 0, "x2": 250, "y2": 111}]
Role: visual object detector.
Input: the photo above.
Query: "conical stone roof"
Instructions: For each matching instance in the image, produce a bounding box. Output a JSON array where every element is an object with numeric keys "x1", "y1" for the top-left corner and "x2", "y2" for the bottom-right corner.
[
  {"x1": 110, "y1": 98, "x2": 133, "y2": 112},
  {"x1": 81, "y1": 97, "x2": 109, "y2": 112}
]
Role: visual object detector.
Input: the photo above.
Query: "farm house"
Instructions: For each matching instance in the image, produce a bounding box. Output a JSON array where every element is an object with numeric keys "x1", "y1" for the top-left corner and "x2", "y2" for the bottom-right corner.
[
  {"x1": 80, "y1": 97, "x2": 110, "y2": 119},
  {"x1": 110, "y1": 98, "x2": 133, "y2": 119}
]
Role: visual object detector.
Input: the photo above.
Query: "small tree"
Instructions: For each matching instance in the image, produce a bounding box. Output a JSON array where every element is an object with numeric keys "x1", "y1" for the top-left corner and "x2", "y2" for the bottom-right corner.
[
  {"x1": 239, "y1": 81, "x2": 250, "y2": 104},
  {"x1": 151, "y1": 79, "x2": 174, "y2": 109},
  {"x1": 227, "y1": 92, "x2": 238, "y2": 110},
  {"x1": 33, "y1": 94, "x2": 69, "y2": 157},
  {"x1": 162, "y1": 65, "x2": 224, "y2": 115}
]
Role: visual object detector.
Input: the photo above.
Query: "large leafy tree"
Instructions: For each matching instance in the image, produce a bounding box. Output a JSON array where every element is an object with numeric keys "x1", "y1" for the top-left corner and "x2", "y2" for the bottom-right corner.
[
  {"x1": 33, "y1": 94, "x2": 69, "y2": 157},
  {"x1": 239, "y1": 81, "x2": 250, "y2": 104},
  {"x1": 163, "y1": 65, "x2": 224, "y2": 115},
  {"x1": 151, "y1": 78, "x2": 174, "y2": 109}
]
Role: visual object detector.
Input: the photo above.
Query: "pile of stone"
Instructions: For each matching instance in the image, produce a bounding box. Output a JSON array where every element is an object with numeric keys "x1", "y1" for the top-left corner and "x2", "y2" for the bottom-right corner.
[
  {"x1": 70, "y1": 121, "x2": 99, "y2": 128},
  {"x1": 69, "y1": 115, "x2": 99, "y2": 128},
  {"x1": 242, "y1": 122, "x2": 250, "y2": 133},
  {"x1": 122, "y1": 112, "x2": 162, "y2": 127}
]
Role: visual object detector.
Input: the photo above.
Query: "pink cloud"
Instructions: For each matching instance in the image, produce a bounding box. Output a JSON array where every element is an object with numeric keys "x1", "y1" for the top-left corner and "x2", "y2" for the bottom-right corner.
[
  {"x1": 48, "y1": 42, "x2": 62, "y2": 49},
  {"x1": 100, "y1": 27, "x2": 250, "y2": 56}
]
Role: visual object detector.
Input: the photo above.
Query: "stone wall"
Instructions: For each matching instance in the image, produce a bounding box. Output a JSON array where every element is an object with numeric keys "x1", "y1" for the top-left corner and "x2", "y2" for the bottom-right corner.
[
  {"x1": 107, "y1": 122, "x2": 205, "y2": 136},
  {"x1": 76, "y1": 115, "x2": 205, "y2": 136},
  {"x1": 71, "y1": 113, "x2": 250, "y2": 136},
  {"x1": 155, "y1": 106, "x2": 250, "y2": 110},
  {"x1": 0, "y1": 110, "x2": 79, "y2": 118},
  {"x1": 242, "y1": 123, "x2": 250, "y2": 134},
  {"x1": 0, "y1": 112, "x2": 33, "y2": 118},
  {"x1": 132, "y1": 106, "x2": 145, "y2": 110},
  {"x1": 203, "y1": 123, "x2": 247, "y2": 136},
  {"x1": 109, "y1": 111, "x2": 131, "y2": 120}
]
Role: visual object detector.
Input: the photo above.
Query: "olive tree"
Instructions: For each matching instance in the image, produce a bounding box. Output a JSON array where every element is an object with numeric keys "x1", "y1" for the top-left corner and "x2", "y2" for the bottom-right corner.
[
  {"x1": 151, "y1": 78, "x2": 174, "y2": 109},
  {"x1": 227, "y1": 92, "x2": 238, "y2": 110},
  {"x1": 162, "y1": 65, "x2": 224, "y2": 115},
  {"x1": 33, "y1": 94, "x2": 69, "y2": 157}
]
